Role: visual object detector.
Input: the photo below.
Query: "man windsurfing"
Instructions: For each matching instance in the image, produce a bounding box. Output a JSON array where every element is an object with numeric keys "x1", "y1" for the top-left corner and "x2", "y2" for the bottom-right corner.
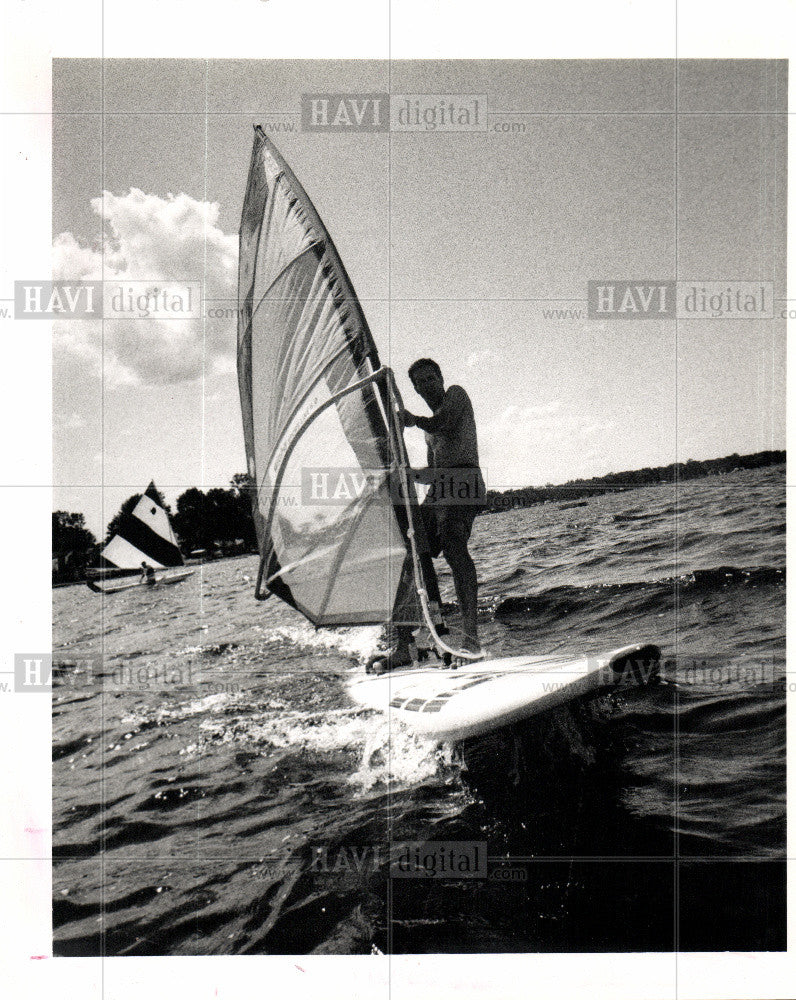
[{"x1": 366, "y1": 358, "x2": 485, "y2": 672}]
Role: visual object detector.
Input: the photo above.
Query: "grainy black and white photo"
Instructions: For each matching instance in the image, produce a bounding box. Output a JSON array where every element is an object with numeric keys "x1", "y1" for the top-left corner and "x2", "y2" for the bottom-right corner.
[{"x1": 47, "y1": 55, "x2": 785, "y2": 968}]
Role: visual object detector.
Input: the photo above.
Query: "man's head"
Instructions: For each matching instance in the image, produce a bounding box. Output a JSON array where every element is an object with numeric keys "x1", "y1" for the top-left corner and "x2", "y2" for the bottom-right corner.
[{"x1": 408, "y1": 358, "x2": 445, "y2": 407}]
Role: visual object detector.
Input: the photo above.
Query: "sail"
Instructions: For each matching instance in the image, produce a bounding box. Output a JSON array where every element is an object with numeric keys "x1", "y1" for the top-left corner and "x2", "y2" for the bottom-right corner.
[
  {"x1": 237, "y1": 127, "x2": 423, "y2": 626},
  {"x1": 101, "y1": 482, "x2": 184, "y2": 570}
]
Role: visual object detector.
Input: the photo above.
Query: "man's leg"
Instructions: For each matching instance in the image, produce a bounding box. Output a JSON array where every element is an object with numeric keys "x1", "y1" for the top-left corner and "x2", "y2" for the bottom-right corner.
[
  {"x1": 440, "y1": 516, "x2": 480, "y2": 655},
  {"x1": 365, "y1": 499, "x2": 452, "y2": 674},
  {"x1": 417, "y1": 499, "x2": 450, "y2": 637},
  {"x1": 371, "y1": 518, "x2": 448, "y2": 671},
  {"x1": 365, "y1": 557, "x2": 416, "y2": 674}
]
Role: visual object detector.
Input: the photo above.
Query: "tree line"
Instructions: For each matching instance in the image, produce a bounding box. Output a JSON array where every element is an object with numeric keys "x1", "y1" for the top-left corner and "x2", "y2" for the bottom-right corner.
[
  {"x1": 483, "y1": 449, "x2": 786, "y2": 513},
  {"x1": 53, "y1": 450, "x2": 785, "y2": 583}
]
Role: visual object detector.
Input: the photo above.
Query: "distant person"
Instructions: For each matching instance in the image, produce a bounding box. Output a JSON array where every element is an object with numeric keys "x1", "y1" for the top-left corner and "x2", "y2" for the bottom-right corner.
[
  {"x1": 366, "y1": 359, "x2": 484, "y2": 672},
  {"x1": 140, "y1": 561, "x2": 156, "y2": 586}
]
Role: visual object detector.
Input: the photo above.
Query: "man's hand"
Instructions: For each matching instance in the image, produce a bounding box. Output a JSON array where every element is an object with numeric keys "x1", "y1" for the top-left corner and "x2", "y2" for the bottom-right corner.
[{"x1": 401, "y1": 408, "x2": 416, "y2": 428}]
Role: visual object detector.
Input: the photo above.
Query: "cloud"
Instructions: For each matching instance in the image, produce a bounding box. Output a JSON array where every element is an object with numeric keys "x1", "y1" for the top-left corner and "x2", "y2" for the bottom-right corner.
[
  {"x1": 53, "y1": 189, "x2": 238, "y2": 387},
  {"x1": 478, "y1": 399, "x2": 616, "y2": 487},
  {"x1": 466, "y1": 348, "x2": 497, "y2": 368},
  {"x1": 521, "y1": 400, "x2": 562, "y2": 421},
  {"x1": 579, "y1": 420, "x2": 615, "y2": 437},
  {"x1": 483, "y1": 399, "x2": 562, "y2": 435}
]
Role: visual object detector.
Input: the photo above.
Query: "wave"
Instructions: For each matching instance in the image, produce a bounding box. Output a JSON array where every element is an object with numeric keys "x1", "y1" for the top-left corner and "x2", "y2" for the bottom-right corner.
[
  {"x1": 612, "y1": 510, "x2": 651, "y2": 524},
  {"x1": 494, "y1": 564, "x2": 784, "y2": 618}
]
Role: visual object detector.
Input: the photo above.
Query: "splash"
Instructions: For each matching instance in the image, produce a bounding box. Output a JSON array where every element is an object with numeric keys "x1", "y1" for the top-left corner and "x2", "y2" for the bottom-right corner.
[
  {"x1": 195, "y1": 706, "x2": 378, "y2": 754},
  {"x1": 120, "y1": 691, "x2": 240, "y2": 730},
  {"x1": 165, "y1": 698, "x2": 458, "y2": 797},
  {"x1": 264, "y1": 622, "x2": 381, "y2": 663},
  {"x1": 347, "y1": 717, "x2": 457, "y2": 795}
]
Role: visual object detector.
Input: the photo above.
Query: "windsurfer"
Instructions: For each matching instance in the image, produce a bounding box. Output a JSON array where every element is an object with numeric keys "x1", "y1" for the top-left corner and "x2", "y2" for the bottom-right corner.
[{"x1": 366, "y1": 359, "x2": 485, "y2": 672}]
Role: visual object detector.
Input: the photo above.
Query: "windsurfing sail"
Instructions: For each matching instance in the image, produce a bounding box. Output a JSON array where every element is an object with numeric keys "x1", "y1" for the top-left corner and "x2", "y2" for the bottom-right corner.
[
  {"x1": 237, "y1": 126, "x2": 430, "y2": 628},
  {"x1": 100, "y1": 482, "x2": 184, "y2": 570}
]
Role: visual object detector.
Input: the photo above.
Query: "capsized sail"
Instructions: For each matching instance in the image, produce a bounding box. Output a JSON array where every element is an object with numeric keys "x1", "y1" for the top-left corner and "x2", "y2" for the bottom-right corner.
[
  {"x1": 237, "y1": 126, "x2": 429, "y2": 628},
  {"x1": 100, "y1": 481, "x2": 184, "y2": 570}
]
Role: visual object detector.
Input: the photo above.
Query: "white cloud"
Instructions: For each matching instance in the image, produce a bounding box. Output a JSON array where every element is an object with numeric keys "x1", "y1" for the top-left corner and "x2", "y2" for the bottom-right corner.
[
  {"x1": 53, "y1": 189, "x2": 238, "y2": 387},
  {"x1": 479, "y1": 399, "x2": 616, "y2": 487},
  {"x1": 466, "y1": 348, "x2": 497, "y2": 368},
  {"x1": 522, "y1": 400, "x2": 562, "y2": 421}
]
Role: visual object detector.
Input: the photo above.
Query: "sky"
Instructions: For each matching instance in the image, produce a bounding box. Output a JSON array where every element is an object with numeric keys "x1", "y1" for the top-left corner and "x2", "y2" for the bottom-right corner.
[{"x1": 51, "y1": 59, "x2": 787, "y2": 538}]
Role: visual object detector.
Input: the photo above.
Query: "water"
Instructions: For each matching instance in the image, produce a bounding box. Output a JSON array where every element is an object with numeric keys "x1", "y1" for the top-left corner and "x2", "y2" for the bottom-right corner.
[{"x1": 52, "y1": 466, "x2": 785, "y2": 954}]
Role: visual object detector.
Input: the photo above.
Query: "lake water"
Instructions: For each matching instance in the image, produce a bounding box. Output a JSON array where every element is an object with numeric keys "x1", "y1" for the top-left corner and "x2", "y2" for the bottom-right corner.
[{"x1": 53, "y1": 465, "x2": 785, "y2": 954}]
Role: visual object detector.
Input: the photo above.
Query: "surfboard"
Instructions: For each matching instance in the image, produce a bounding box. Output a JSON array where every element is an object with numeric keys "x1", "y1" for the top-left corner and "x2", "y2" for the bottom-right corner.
[{"x1": 347, "y1": 643, "x2": 661, "y2": 741}]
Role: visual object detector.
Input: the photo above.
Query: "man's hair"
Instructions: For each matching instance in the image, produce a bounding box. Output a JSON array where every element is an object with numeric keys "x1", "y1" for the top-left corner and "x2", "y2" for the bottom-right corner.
[{"x1": 408, "y1": 358, "x2": 442, "y2": 381}]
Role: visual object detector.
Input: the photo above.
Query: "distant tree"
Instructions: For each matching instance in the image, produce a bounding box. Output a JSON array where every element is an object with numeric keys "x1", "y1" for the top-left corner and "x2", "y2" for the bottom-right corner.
[
  {"x1": 230, "y1": 472, "x2": 254, "y2": 494},
  {"x1": 206, "y1": 488, "x2": 240, "y2": 544},
  {"x1": 52, "y1": 511, "x2": 97, "y2": 581},
  {"x1": 229, "y1": 473, "x2": 257, "y2": 548},
  {"x1": 173, "y1": 487, "x2": 211, "y2": 553},
  {"x1": 684, "y1": 459, "x2": 707, "y2": 480},
  {"x1": 52, "y1": 511, "x2": 96, "y2": 556},
  {"x1": 482, "y1": 449, "x2": 784, "y2": 514},
  {"x1": 172, "y1": 479, "x2": 257, "y2": 553}
]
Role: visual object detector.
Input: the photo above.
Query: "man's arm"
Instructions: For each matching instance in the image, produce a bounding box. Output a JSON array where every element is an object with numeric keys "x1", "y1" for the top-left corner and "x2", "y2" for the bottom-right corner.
[{"x1": 407, "y1": 385, "x2": 467, "y2": 434}]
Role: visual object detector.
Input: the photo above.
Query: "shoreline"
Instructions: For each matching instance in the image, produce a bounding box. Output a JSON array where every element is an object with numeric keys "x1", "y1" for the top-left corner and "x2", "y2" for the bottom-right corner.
[{"x1": 52, "y1": 550, "x2": 257, "y2": 590}]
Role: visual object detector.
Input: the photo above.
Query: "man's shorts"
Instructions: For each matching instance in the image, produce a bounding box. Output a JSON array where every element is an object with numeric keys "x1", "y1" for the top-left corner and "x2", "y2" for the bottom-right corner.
[
  {"x1": 421, "y1": 501, "x2": 478, "y2": 557},
  {"x1": 389, "y1": 467, "x2": 484, "y2": 625},
  {"x1": 419, "y1": 466, "x2": 486, "y2": 556}
]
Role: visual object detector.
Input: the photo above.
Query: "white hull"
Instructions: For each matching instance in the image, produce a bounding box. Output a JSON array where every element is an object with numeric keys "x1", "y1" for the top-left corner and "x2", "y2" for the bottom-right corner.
[{"x1": 86, "y1": 568, "x2": 194, "y2": 595}]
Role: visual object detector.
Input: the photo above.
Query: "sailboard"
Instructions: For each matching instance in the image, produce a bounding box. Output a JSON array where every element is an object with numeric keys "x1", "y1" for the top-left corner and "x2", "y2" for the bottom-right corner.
[
  {"x1": 348, "y1": 644, "x2": 661, "y2": 741},
  {"x1": 237, "y1": 128, "x2": 659, "y2": 740},
  {"x1": 86, "y1": 482, "x2": 193, "y2": 594}
]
